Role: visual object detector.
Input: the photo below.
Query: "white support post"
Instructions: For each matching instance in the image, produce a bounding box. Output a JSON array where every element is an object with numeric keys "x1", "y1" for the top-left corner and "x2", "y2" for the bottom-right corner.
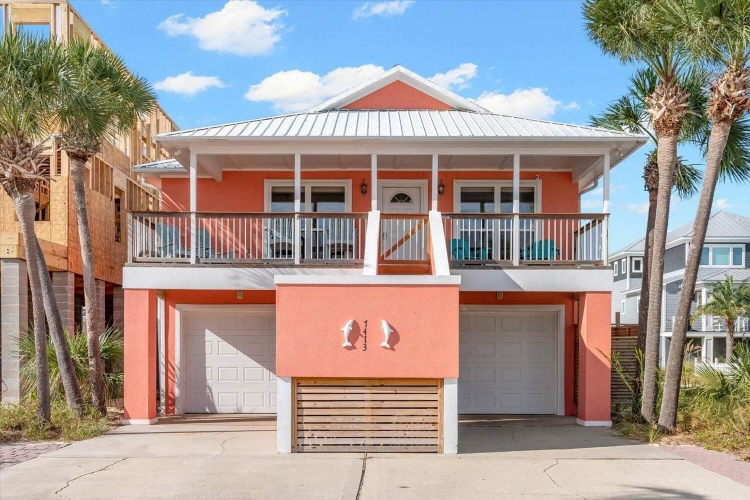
[
  {"x1": 294, "y1": 153, "x2": 301, "y2": 265},
  {"x1": 602, "y1": 152, "x2": 610, "y2": 265},
  {"x1": 371, "y1": 153, "x2": 378, "y2": 211},
  {"x1": 431, "y1": 154, "x2": 439, "y2": 212},
  {"x1": 512, "y1": 153, "x2": 520, "y2": 266},
  {"x1": 701, "y1": 288, "x2": 708, "y2": 332},
  {"x1": 189, "y1": 150, "x2": 197, "y2": 264}
]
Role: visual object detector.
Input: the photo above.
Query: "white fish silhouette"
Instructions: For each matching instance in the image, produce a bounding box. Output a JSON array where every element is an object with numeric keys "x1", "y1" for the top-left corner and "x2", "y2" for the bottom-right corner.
[
  {"x1": 381, "y1": 320, "x2": 393, "y2": 349},
  {"x1": 342, "y1": 319, "x2": 354, "y2": 347}
]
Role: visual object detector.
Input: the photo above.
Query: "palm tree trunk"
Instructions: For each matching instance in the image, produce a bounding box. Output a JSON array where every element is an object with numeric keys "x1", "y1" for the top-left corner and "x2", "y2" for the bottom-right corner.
[
  {"x1": 726, "y1": 321, "x2": 735, "y2": 363},
  {"x1": 70, "y1": 156, "x2": 106, "y2": 414},
  {"x1": 9, "y1": 186, "x2": 51, "y2": 421},
  {"x1": 641, "y1": 134, "x2": 679, "y2": 424},
  {"x1": 659, "y1": 121, "x2": 732, "y2": 431},
  {"x1": 33, "y1": 234, "x2": 84, "y2": 412},
  {"x1": 637, "y1": 188, "x2": 657, "y2": 354}
]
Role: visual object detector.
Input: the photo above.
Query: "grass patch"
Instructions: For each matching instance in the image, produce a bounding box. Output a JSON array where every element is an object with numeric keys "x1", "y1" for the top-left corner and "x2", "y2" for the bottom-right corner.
[{"x1": 0, "y1": 400, "x2": 119, "y2": 443}]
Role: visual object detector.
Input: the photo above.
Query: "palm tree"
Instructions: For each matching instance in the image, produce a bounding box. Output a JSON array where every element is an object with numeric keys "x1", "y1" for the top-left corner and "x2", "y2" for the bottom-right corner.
[
  {"x1": 590, "y1": 68, "x2": 704, "y2": 359},
  {"x1": 584, "y1": 0, "x2": 693, "y2": 424},
  {"x1": 57, "y1": 37, "x2": 156, "y2": 414},
  {"x1": 0, "y1": 33, "x2": 83, "y2": 417},
  {"x1": 657, "y1": 0, "x2": 750, "y2": 431},
  {"x1": 693, "y1": 276, "x2": 750, "y2": 363}
]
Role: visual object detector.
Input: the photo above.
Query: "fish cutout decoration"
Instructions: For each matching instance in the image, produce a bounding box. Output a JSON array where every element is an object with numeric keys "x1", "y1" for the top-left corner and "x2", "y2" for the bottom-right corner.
[
  {"x1": 381, "y1": 319, "x2": 393, "y2": 349},
  {"x1": 341, "y1": 319, "x2": 354, "y2": 347}
]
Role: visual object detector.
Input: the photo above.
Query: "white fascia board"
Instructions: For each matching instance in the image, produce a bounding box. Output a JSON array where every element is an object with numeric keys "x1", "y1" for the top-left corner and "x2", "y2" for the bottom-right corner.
[
  {"x1": 608, "y1": 250, "x2": 644, "y2": 260},
  {"x1": 455, "y1": 268, "x2": 613, "y2": 292},
  {"x1": 123, "y1": 266, "x2": 363, "y2": 290},
  {"x1": 274, "y1": 275, "x2": 461, "y2": 286}
]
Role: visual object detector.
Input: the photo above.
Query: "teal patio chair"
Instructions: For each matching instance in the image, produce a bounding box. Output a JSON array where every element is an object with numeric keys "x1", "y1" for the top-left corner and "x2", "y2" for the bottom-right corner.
[{"x1": 522, "y1": 239, "x2": 560, "y2": 261}]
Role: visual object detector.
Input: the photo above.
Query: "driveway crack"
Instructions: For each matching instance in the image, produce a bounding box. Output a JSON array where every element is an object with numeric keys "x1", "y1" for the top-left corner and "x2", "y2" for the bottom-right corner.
[
  {"x1": 542, "y1": 460, "x2": 584, "y2": 499},
  {"x1": 54, "y1": 457, "x2": 127, "y2": 499},
  {"x1": 355, "y1": 453, "x2": 368, "y2": 500},
  {"x1": 215, "y1": 435, "x2": 237, "y2": 457}
]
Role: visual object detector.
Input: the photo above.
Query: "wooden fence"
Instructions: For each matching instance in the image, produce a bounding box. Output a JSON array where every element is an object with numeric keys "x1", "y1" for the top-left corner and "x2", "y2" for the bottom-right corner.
[{"x1": 611, "y1": 325, "x2": 639, "y2": 406}]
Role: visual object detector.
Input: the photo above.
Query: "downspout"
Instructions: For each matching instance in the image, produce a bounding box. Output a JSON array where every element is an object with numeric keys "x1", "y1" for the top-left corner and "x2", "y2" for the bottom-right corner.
[{"x1": 579, "y1": 178, "x2": 599, "y2": 196}]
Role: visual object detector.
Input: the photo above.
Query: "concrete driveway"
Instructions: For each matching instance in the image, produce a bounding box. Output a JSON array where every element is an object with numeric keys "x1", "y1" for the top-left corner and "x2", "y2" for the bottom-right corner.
[{"x1": 1, "y1": 415, "x2": 748, "y2": 500}]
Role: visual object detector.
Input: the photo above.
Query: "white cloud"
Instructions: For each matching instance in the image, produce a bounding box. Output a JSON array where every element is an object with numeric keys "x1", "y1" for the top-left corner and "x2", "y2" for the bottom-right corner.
[
  {"x1": 627, "y1": 202, "x2": 650, "y2": 215},
  {"x1": 474, "y1": 87, "x2": 579, "y2": 119},
  {"x1": 245, "y1": 65, "x2": 387, "y2": 112},
  {"x1": 716, "y1": 198, "x2": 733, "y2": 209},
  {"x1": 158, "y1": 0, "x2": 286, "y2": 57},
  {"x1": 353, "y1": 0, "x2": 414, "y2": 19},
  {"x1": 154, "y1": 72, "x2": 226, "y2": 97},
  {"x1": 430, "y1": 63, "x2": 477, "y2": 90}
]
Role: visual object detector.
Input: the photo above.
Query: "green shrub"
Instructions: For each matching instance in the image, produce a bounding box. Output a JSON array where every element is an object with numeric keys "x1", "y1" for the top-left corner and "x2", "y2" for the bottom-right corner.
[
  {"x1": 19, "y1": 326, "x2": 124, "y2": 405},
  {"x1": 0, "y1": 400, "x2": 111, "y2": 443}
]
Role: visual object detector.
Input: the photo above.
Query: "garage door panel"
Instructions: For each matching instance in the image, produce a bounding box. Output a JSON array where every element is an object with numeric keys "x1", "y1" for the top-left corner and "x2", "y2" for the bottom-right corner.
[
  {"x1": 184, "y1": 309, "x2": 277, "y2": 414},
  {"x1": 459, "y1": 310, "x2": 558, "y2": 414}
]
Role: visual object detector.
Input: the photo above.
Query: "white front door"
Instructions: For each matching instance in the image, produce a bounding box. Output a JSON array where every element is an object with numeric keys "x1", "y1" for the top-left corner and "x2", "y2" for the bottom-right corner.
[
  {"x1": 183, "y1": 308, "x2": 277, "y2": 414},
  {"x1": 380, "y1": 185, "x2": 425, "y2": 260},
  {"x1": 459, "y1": 309, "x2": 559, "y2": 414}
]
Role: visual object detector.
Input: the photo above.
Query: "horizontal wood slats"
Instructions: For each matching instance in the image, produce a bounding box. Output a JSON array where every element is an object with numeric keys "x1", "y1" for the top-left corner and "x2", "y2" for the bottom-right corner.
[
  {"x1": 294, "y1": 378, "x2": 442, "y2": 453},
  {"x1": 612, "y1": 336, "x2": 639, "y2": 405}
]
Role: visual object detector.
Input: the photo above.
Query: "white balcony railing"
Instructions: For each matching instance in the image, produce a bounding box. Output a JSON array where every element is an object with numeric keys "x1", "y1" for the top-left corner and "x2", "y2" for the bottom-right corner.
[
  {"x1": 668, "y1": 315, "x2": 749, "y2": 333},
  {"x1": 379, "y1": 214, "x2": 429, "y2": 262},
  {"x1": 442, "y1": 213, "x2": 607, "y2": 266},
  {"x1": 128, "y1": 212, "x2": 367, "y2": 265}
]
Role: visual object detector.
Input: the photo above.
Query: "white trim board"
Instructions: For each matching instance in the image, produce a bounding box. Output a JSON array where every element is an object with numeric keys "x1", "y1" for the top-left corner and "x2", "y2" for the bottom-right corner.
[
  {"x1": 173, "y1": 304, "x2": 276, "y2": 415},
  {"x1": 459, "y1": 305, "x2": 566, "y2": 416}
]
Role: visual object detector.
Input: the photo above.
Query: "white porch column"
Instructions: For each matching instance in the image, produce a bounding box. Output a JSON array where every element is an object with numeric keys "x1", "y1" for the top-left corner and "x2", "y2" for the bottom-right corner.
[
  {"x1": 189, "y1": 150, "x2": 197, "y2": 264},
  {"x1": 371, "y1": 154, "x2": 378, "y2": 211},
  {"x1": 443, "y1": 378, "x2": 458, "y2": 453},
  {"x1": 512, "y1": 153, "x2": 520, "y2": 266},
  {"x1": 431, "y1": 154, "x2": 439, "y2": 212},
  {"x1": 277, "y1": 376, "x2": 292, "y2": 453},
  {"x1": 701, "y1": 287, "x2": 708, "y2": 332},
  {"x1": 602, "y1": 152, "x2": 610, "y2": 265},
  {"x1": 294, "y1": 153, "x2": 301, "y2": 265}
]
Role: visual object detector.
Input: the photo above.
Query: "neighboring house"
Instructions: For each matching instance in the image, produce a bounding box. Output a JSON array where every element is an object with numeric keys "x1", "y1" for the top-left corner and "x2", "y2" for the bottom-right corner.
[
  {"x1": 0, "y1": 1, "x2": 178, "y2": 401},
  {"x1": 610, "y1": 211, "x2": 750, "y2": 366},
  {"x1": 123, "y1": 65, "x2": 647, "y2": 453}
]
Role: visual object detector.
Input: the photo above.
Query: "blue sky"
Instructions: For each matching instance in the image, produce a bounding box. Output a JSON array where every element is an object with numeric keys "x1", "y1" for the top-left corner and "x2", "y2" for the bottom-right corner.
[{"x1": 75, "y1": 0, "x2": 750, "y2": 251}]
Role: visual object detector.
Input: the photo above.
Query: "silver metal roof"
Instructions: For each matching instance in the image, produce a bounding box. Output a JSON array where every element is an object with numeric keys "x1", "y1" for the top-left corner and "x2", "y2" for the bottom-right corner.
[
  {"x1": 663, "y1": 267, "x2": 750, "y2": 285},
  {"x1": 611, "y1": 211, "x2": 750, "y2": 256},
  {"x1": 133, "y1": 158, "x2": 185, "y2": 172},
  {"x1": 157, "y1": 110, "x2": 646, "y2": 141}
]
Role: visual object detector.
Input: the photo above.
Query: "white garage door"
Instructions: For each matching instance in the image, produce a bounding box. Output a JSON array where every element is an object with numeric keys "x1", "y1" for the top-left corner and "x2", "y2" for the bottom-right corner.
[
  {"x1": 459, "y1": 309, "x2": 559, "y2": 414},
  {"x1": 183, "y1": 308, "x2": 277, "y2": 414}
]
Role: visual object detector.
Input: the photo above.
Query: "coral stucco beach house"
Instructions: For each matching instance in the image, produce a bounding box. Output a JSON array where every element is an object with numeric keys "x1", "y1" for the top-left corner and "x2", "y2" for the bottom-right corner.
[{"x1": 123, "y1": 66, "x2": 647, "y2": 453}]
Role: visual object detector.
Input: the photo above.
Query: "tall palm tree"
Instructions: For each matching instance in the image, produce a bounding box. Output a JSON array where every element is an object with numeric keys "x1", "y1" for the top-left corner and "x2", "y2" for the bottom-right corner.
[
  {"x1": 657, "y1": 0, "x2": 750, "y2": 431},
  {"x1": 693, "y1": 276, "x2": 750, "y2": 362},
  {"x1": 0, "y1": 33, "x2": 82, "y2": 417},
  {"x1": 584, "y1": 0, "x2": 693, "y2": 423},
  {"x1": 591, "y1": 68, "x2": 704, "y2": 358},
  {"x1": 57, "y1": 37, "x2": 156, "y2": 414}
]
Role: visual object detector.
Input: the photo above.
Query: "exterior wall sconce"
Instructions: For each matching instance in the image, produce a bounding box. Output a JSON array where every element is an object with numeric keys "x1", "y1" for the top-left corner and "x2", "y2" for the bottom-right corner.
[
  {"x1": 236, "y1": 290, "x2": 243, "y2": 300},
  {"x1": 360, "y1": 179, "x2": 368, "y2": 195},
  {"x1": 342, "y1": 319, "x2": 354, "y2": 347},
  {"x1": 381, "y1": 319, "x2": 393, "y2": 349},
  {"x1": 438, "y1": 180, "x2": 445, "y2": 196}
]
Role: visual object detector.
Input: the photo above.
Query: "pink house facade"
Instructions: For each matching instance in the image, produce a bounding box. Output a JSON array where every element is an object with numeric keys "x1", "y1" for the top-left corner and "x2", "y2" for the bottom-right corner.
[{"x1": 123, "y1": 66, "x2": 647, "y2": 453}]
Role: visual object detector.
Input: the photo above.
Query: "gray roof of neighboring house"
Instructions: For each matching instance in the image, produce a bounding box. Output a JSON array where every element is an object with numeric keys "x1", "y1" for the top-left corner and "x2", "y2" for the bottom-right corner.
[
  {"x1": 611, "y1": 211, "x2": 750, "y2": 257},
  {"x1": 663, "y1": 267, "x2": 750, "y2": 285},
  {"x1": 133, "y1": 158, "x2": 186, "y2": 173},
  {"x1": 155, "y1": 110, "x2": 646, "y2": 141}
]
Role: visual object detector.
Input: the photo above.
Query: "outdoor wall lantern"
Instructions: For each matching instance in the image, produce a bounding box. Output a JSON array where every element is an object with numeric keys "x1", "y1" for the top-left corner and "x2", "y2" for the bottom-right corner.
[
  {"x1": 341, "y1": 319, "x2": 354, "y2": 347},
  {"x1": 438, "y1": 180, "x2": 445, "y2": 196},
  {"x1": 381, "y1": 319, "x2": 393, "y2": 349},
  {"x1": 360, "y1": 179, "x2": 368, "y2": 195}
]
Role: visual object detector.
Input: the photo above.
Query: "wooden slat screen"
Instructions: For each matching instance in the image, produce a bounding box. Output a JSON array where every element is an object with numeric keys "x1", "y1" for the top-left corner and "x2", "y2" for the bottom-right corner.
[
  {"x1": 294, "y1": 378, "x2": 442, "y2": 453},
  {"x1": 611, "y1": 336, "x2": 639, "y2": 405}
]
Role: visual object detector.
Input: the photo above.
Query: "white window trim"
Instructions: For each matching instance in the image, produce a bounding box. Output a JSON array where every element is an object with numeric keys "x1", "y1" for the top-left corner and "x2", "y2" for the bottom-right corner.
[
  {"x1": 697, "y1": 244, "x2": 746, "y2": 268},
  {"x1": 613, "y1": 261, "x2": 619, "y2": 276},
  {"x1": 264, "y1": 179, "x2": 352, "y2": 213},
  {"x1": 452, "y1": 180, "x2": 543, "y2": 213},
  {"x1": 632, "y1": 257, "x2": 643, "y2": 273}
]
